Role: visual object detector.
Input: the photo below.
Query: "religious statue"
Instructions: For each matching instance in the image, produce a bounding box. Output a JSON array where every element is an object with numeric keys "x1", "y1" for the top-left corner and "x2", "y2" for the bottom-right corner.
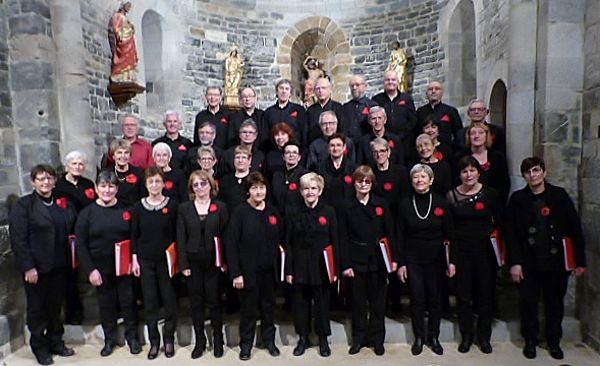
[
  {"x1": 224, "y1": 44, "x2": 245, "y2": 108},
  {"x1": 386, "y1": 41, "x2": 408, "y2": 92},
  {"x1": 303, "y1": 54, "x2": 325, "y2": 107}
]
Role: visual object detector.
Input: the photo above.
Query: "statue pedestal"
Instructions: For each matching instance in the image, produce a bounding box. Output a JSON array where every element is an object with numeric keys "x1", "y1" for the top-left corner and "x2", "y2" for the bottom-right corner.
[
  {"x1": 108, "y1": 82, "x2": 145, "y2": 106},
  {"x1": 224, "y1": 94, "x2": 240, "y2": 109}
]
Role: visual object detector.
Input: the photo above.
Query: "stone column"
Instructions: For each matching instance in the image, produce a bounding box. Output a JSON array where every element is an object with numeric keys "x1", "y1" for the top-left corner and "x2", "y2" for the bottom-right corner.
[{"x1": 49, "y1": 0, "x2": 95, "y2": 176}]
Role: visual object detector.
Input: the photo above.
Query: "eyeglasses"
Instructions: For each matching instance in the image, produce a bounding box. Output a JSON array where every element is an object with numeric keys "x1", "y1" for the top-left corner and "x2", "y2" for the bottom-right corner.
[
  {"x1": 239, "y1": 130, "x2": 256, "y2": 135},
  {"x1": 373, "y1": 149, "x2": 389, "y2": 155},
  {"x1": 235, "y1": 155, "x2": 250, "y2": 161},
  {"x1": 320, "y1": 121, "x2": 336, "y2": 126},
  {"x1": 193, "y1": 180, "x2": 210, "y2": 188},
  {"x1": 356, "y1": 179, "x2": 372, "y2": 185},
  {"x1": 35, "y1": 176, "x2": 56, "y2": 182},
  {"x1": 468, "y1": 107, "x2": 487, "y2": 112},
  {"x1": 200, "y1": 156, "x2": 214, "y2": 162},
  {"x1": 524, "y1": 166, "x2": 543, "y2": 175}
]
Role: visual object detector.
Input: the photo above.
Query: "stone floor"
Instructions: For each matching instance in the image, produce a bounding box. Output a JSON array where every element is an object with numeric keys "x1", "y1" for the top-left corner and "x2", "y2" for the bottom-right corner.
[{"x1": 3, "y1": 342, "x2": 599, "y2": 366}]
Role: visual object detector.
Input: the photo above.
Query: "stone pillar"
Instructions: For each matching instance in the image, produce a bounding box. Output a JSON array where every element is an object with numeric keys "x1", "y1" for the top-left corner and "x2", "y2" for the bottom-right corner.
[{"x1": 49, "y1": 0, "x2": 95, "y2": 176}]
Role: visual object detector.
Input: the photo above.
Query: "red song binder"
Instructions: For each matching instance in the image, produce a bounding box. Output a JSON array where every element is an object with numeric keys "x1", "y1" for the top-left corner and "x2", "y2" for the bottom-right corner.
[
  {"x1": 323, "y1": 245, "x2": 337, "y2": 283},
  {"x1": 114, "y1": 239, "x2": 132, "y2": 276},
  {"x1": 562, "y1": 237, "x2": 576, "y2": 271},
  {"x1": 279, "y1": 245, "x2": 286, "y2": 282},
  {"x1": 443, "y1": 240, "x2": 451, "y2": 268},
  {"x1": 490, "y1": 228, "x2": 505, "y2": 267},
  {"x1": 379, "y1": 237, "x2": 394, "y2": 273},
  {"x1": 214, "y1": 236, "x2": 224, "y2": 268},
  {"x1": 68, "y1": 234, "x2": 78, "y2": 270},
  {"x1": 165, "y1": 242, "x2": 178, "y2": 278}
]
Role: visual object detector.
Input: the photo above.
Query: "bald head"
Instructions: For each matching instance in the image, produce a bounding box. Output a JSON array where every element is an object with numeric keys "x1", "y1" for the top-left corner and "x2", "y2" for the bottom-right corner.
[
  {"x1": 383, "y1": 70, "x2": 399, "y2": 94},
  {"x1": 349, "y1": 75, "x2": 368, "y2": 99},
  {"x1": 426, "y1": 81, "x2": 444, "y2": 104}
]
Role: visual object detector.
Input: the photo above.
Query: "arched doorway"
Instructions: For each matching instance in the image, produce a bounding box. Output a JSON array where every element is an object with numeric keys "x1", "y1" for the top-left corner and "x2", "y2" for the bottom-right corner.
[
  {"x1": 489, "y1": 79, "x2": 507, "y2": 129},
  {"x1": 142, "y1": 10, "x2": 163, "y2": 110},
  {"x1": 447, "y1": 0, "x2": 476, "y2": 106}
]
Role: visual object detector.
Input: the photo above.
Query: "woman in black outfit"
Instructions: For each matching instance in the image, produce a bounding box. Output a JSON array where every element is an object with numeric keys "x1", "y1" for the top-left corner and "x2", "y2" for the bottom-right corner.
[
  {"x1": 110, "y1": 138, "x2": 144, "y2": 207},
  {"x1": 218, "y1": 145, "x2": 253, "y2": 212},
  {"x1": 152, "y1": 142, "x2": 188, "y2": 203},
  {"x1": 75, "y1": 170, "x2": 141, "y2": 357},
  {"x1": 177, "y1": 170, "x2": 228, "y2": 359},
  {"x1": 271, "y1": 141, "x2": 309, "y2": 217},
  {"x1": 414, "y1": 134, "x2": 452, "y2": 195},
  {"x1": 447, "y1": 156, "x2": 502, "y2": 354},
  {"x1": 285, "y1": 172, "x2": 338, "y2": 358},
  {"x1": 339, "y1": 165, "x2": 397, "y2": 356},
  {"x1": 263, "y1": 122, "x2": 295, "y2": 180},
  {"x1": 130, "y1": 167, "x2": 179, "y2": 359},
  {"x1": 9, "y1": 165, "x2": 76, "y2": 365},
  {"x1": 316, "y1": 133, "x2": 356, "y2": 212},
  {"x1": 225, "y1": 172, "x2": 283, "y2": 361},
  {"x1": 397, "y1": 164, "x2": 454, "y2": 356}
]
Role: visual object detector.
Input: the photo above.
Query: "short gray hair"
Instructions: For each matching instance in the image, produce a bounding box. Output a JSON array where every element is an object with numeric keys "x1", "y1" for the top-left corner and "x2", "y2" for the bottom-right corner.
[
  {"x1": 164, "y1": 110, "x2": 181, "y2": 122},
  {"x1": 369, "y1": 137, "x2": 389, "y2": 151},
  {"x1": 409, "y1": 163, "x2": 434, "y2": 180},
  {"x1": 64, "y1": 150, "x2": 88, "y2": 165},
  {"x1": 318, "y1": 110, "x2": 338, "y2": 125},
  {"x1": 152, "y1": 142, "x2": 172, "y2": 158},
  {"x1": 368, "y1": 106, "x2": 387, "y2": 119}
]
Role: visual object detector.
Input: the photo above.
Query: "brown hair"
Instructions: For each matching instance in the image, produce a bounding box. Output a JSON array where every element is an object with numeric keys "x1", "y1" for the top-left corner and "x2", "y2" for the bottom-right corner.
[{"x1": 188, "y1": 170, "x2": 219, "y2": 199}]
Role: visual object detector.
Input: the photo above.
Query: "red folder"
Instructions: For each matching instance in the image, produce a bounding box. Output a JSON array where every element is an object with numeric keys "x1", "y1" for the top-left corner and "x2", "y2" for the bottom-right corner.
[
  {"x1": 214, "y1": 236, "x2": 224, "y2": 268},
  {"x1": 562, "y1": 237, "x2": 576, "y2": 271},
  {"x1": 114, "y1": 239, "x2": 132, "y2": 276},
  {"x1": 165, "y1": 242, "x2": 178, "y2": 278},
  {"x1": 69, "y1": 234, "x2": 79, "y2": 270},
  {"x1": 379, "y1": 237, "x2": 394, "y2": 273},
  {"x1": 490, "y1": 229, "x2": 505, "y2": 267},
  {"x1": 279, "y1": 245, "x2": 286, "y2": 282},
  {"x1": 443, "y1": 240, "x2": 451, "y2": 268},
  {"x1": 323, "y1": 245, "x2": 337, "y2": 283}
]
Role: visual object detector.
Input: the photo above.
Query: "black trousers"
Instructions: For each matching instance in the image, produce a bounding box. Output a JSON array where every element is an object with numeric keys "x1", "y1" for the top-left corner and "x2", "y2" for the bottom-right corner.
[
  {"x1": 456, "y1": 250, "x2": 496, "y2": 341},
  {"x1": 407, "y1": 261, "x2": 441, "y2": 339},
  {"x1": 65, "y1": 267, "x2": 83, "y2": 321},
  {"x1": 518, "y1": 269, "x2": 570, "y2": 346},
  {"x1": 96, "y1": 273, "x2": 139, "y2": 344},
  {"x1": 350, "y1": 270, "x2": 387, "y2": 346},
  {"x1": 187, "y1": 259, "x2": 222, "y2": 348},
  {"x1": 139, "y1": 258, "x2": 178, "y2": 346},
  {"x1": 239, "y1": 270, "x2": 276, "y2": 349},
  {"x1": 24, "y1": 268, "x2": 67, "y2": 358},
  {"x1": 293, "y1": 282, "x2": 331, "y2": 337}
]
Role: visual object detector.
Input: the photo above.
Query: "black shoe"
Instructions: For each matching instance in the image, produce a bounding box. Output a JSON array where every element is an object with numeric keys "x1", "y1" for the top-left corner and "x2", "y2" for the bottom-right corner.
[
  {"x1": 523, "y1": 341, "x2": 536, "y2": 359},
  {"x1": 348, "y1": 343, "x2": 363, "y2": 355},
  {"x1": 65, "y1": 312, "x2": 83, "y2": 325},
  {"x1": 429, "y1": 338, "x2": 443, "y2": 355},
  {"x1": 319, "y1": 338, "x2": 331, "y2": 357},
  {"x1": 479, "y1": 339, "x2": 493, "y2": 354},
  {"x1": 411, "y1": 337, "x2": 424, "y2": 356},
  {"x1": 100, "y1": 342, "x2": 115, "y2": 357},
  {"x1": 35, "y1": 354, "x2": 54, "y2": 365},
  {"x1": 548, "y1": 345, "x2": 564, "y2": 360},
  {"x1": 191, "y1": 345, "x2": 204, "y2": 359},
  {"x1": 164, "y1": 342, "x2": 175, "y2": 358},
  {"x1": 213, "y1": 341, "x2": 224, "y2": 358},
  {"x1": 266, "y1": 343, "x2": 280, "y2": 357},
  {"x1": 458, "y1": 338, "x2": 472, "y2": 353},
  {"x1": 374, "y1": 344, "x2": 385, "y2": 356},
  {"x1": 147, "y1": 345, "x2": 159, "y2": 360},
  {"x1": 239, "y1": 348, "x2": 251, "y2": 361},
  {"x1": 128, "y1": 339, "x2": 142, "y2": 355},
  {"x1": 50, "y1": 345, "x2": 75, "y2": 357},
  {"x1": 293, "y1": 336, "x2": 309, "y2": 356}
]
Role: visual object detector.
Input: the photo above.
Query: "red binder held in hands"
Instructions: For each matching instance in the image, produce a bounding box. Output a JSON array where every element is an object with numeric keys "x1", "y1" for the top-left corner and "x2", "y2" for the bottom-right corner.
[
  {"x1": 69, "y1": 235, "x2": 78, "y2": 270},
  {"x1": 115, "y1": 239, "x2": 132, "y2": 276},
  {"x1": 562, "y1": 237, "x2": 576, "y2": 271},
  {"x1": 214, "y1": 236, "x2": 224, "y2": 268},
  {"x1": 490, "y1": 229, "x2": 506, "y2": 267},
  {"x1": 165, "y1": 242, "x2": 178, "y2": 278},
  {"x1": 323, "y1": 245, "x2": 337, "y2": 283},
  {"x1": 279, "y1": 245, "x2": 286, "y2": 282},
  {"x1": 379, "y1": 237, "x2": 394, "y2": 273}
]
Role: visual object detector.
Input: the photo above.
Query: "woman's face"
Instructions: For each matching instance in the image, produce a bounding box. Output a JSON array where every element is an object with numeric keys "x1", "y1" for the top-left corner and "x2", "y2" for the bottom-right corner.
[
  {"x1": 191, "y1": 176, "x2": 211, "y2": 199},
  {"x1": 96, "y1": 182, "x2": 118, "y2": 203},
  {"x1": 248, "y1": 183, "x2": 267, "y2": 205},
  {"x1": 328, "y1": 138, "x2": 345, "y2": 159},
  {"x1": 469, "y1": 127, "x2": 487, "y2": 148},
  {"x1": 354, "y1": 175, "x2": 372, "y2": 196},
  {"x1": 301, "y1": 180, "x2": 322, "y2": 206},
  {"x1": 274, "y1": 131, "x2": 290, "y2": 149},
  {"x1": 153, "y1": 150, "x2": 171, "y2": 169},
  {"x1": 416, "y1": 138, "x2": 434, "y2": 160},
  {"x1": 423, "y1": 123, "x2": 439, "y2": 141},
  {"x1": 234, "y1": 153, "x2": 251, "y2": 172},
  {"x1": 199, "y1": 153, "x2": 216, "y2": 171},
  {"x1": 459, "y1": 165, "x2": 480, "y2": 187},
  {"x1": 145, "y1": 174, "x2": 164, "y2": 196},
  {"x1": 32, "y1": 172, "x2": 56, "y2": 197},
  {"x1": 113, "y1": 148, "x2": 130, "y2": 167},
  {"x1": 66, "y1": 159, "x2": 86, "y2": 178},
  {"x1": 371, "y1": 143, "x2": 390, "y2": 166},
  {"x1": 411, "y1": 170, "x2": 433, "y2": 194}
]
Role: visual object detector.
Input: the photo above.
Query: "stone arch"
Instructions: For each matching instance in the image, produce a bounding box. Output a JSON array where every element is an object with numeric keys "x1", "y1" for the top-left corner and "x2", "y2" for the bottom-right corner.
[
  {"x1": 276, "y1": 17, "x2": 351, "y2": 103},
  {"x1": 446, "y1": 0, "x2": 476, "y2": 106},
  {"x1": 489, "y1": 79, "x2": 507, "y2": 129},
  {"x1": 142, "y1": 10, "x2": 164, "y2": 110}
]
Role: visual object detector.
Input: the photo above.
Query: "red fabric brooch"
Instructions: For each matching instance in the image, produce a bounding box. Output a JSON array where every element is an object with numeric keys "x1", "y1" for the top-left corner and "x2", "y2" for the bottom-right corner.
[
  {"x1": 165, "y1": 181, "x2": 174, "y2": 190},
  {"x1": 318, "y1": 216, "x2": 328, "y2": 226},
  {"x1": 375, "y1": 206, "x2": 384, "y2": 216},
  {"x1": 441, "y1": 115, "x2": 450, "y2": 122},
  {"x1": 162, "y1": 207, "x2": 169, "y2": 215},
  {"x1": 481, "y1": 161, "x2": 491, "y2": 172},
  {"x1": 122, "y1": 211, "x2": 132, "y2": 221},
  {"x1": 56, "y1": 197, "x2": 68, "y2": 209},
  {"x1": 220, "y1": 117, "x2": 228, "y2": 124},
  {"x1": 268, "y1": 215, "x2": 278, "y2": 225},
  {"x1": 344, "y1": 175, "x2": 353, "y2": 184},
  {"x1": 541, "y1": 206, "x2": 551, "y2": 216},
  {"x1": 289, "y1": 182, "x2": 298, "y2": 191},
  {"x1": 474, "y1": 202, "x2": 485, "y2": 211},
  {"x1": 434, "y1": 207, "x2": 444, "y2": 217},
  {"x1": 398, "y1": 100, "x2": 406, "y2": 106},
  {"x1": 343, "y1": 147, "x2": 349, "y2": 156},
  {"x1": 361, "y1": 107, "x2": 369, "y2": 115},
  {"x1": 125, "y1": 174, "x2": 138, "y2": 184},
  {"x1": 388, "y1": 139, "x2": 395, "y2": 149},
  {"x1": 178, "y1": 145, "x2": 187, "y2": 151},
  {"x1": 209, "y1": 203, "x2": 218, "y2": 213},
  {"x1": 383, "y1": 182, "x2": 393, "y2": 191},
  {"x1": 84, "y1": 188, "x2": 95, "y2": 200},
  {"x1": 290, "y1": 111, "x2": 299, "y2": 118},
  {"x1": 433, "y1": 151, "x2": 444, "y2": 161}
]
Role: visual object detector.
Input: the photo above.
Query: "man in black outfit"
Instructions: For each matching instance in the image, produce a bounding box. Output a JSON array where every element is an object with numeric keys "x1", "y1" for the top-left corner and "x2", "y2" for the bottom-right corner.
[
  {"x1": 264, "y1": 79, "x2": 308, "y2": 148},
  {"x1": 356, "y1": 106, "x2": 405, "y2": 166},
  {"x1": 372, "y1": 70, "x2": 417, "y2": 141},
  {"x1": 416, "y1": 80, "x2": 463, "y2": 146},
  {"x1": 152, "y1": 110, "x2": 193, "y2": 170},
  {"x1": 505, "y1": 157, "x2": 586, "y2": 360},
  {"x1": 341, "y1": 75, "x2": 377, "y2": 140},
  {"x1": 228, "y1": 87, "x2": 267, "y2": 149},
  {"x1": 306, "y1": 78, "x2": 344, "y2": 145},
  {"x1": 193, "y1": 86, "x2": 230, "y2": 149}
]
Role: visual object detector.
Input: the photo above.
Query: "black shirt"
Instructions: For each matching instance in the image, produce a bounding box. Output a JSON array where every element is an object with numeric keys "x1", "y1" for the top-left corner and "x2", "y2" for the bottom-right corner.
[
  {"x1": 372, "y1": 91, "x2": 417, "y2": 138},
  {"x1": 152, "y1": 134, "x2": 193, "y2": 171},
  {"x1": 131, "y1": 197, "x2": 178, "y2": 261},
  {"x1": 194, "y1": 108, "x2": 230, "y2": 149},
  {"x1": 54, "y1": 174, "x2": 96, "y2": 213},
  {"x1": 341, "y1": 96, "x2": 378, "y2": 140},
  {"x1": 416, "y1": 102, "x2": 463, "y2": 146},
  {"x1": 306, "y1": 99, "x2": 344, "y2": 145},
  {"x1": 264, "y1": 101, "x2": 307, "y2": 147}
]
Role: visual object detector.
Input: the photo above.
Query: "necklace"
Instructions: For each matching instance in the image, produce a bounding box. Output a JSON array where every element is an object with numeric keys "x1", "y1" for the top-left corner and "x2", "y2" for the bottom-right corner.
[{"x1": 412, "y1": 193, "x2": 432, "y2": 220}]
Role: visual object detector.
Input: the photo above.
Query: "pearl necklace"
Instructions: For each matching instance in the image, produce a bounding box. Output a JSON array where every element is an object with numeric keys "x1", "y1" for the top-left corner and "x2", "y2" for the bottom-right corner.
[{"x1": 412, "y1": 193, "x2": 432, "y2": 220}]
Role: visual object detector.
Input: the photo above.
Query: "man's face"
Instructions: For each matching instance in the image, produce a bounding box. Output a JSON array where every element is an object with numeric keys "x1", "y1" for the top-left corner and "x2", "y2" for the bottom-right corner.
[
  {"x1": 198, "y1": 126, "x2": 216, "y2": 145},
  {"x1": 283, "y1": 145, "x2": 301, "y2": 167},
  {"x1": 369, "y1": 110, "x2": 386, "y2": 132},
  {"x1": 239, "y1": 125, "x2": 257, "y2": 145},
  {"x1": 426, "y1": 82, "x2": 444, "y2": 103},
  {"x1": 468, "y1": 101, "x2": 489, "y2": 123},
  {"x1": 234, "y1": 153, "x2": 251, "y2": 172},
  {"x1": 349, "y1": 77, "x2": 367, "y2": 99},
  {"x1": 383, "y1": 71, "x2": 399, "y2": 93},
  {"x1": 239, "y1": 88, "x2": 257, "y2": 111},
  {"x1": 319, "y1": 114, "x2": 338, "y2": 137},
  {"x1": 277, "y1": 83, "x2": 292, "y2": 103},
  {"x1": 315, "y1": 79, "x2": 331, "y2": 102},
  {"x1": 121, "y1": 116, "x2": 139, "y2": 139},
  {"x1": 371, "y1": 143, "x2": 390, "y2": 166},
  {"x1": 164, "y1": 114, "x2": 181, "y2": 135},
  {"x1": 328, "y1": 138, "x2": 345, "y2": 159},
  {"x1": 205, "y1": 88, "x2": 222, "y2": 108}
]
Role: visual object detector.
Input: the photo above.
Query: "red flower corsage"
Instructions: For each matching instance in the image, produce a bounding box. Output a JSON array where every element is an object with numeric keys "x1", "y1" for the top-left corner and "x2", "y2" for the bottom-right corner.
[
  {"x1": 122, "y1": 211, "x2": 132, "y2": 221},
  {"x1": 474, "y1": 202, "x2": 485, "y2": 211},
  {"x1": 209, "y1": 203, "x2": 218, "y2": 213},
  {"x1": 541, "y1": 206, "x2": 551, "y2": 216},
  {"x1": 125, "y1": 174, "x2": 137, "y2": 184},
  {"x1": 178, "y1": 144, "x2": 187, "y2": 151},
  {"x1": 375, "y1": 206, "x2": 384, "y2": 216},
  {"x1": 162, "y1": 207, "x2": 169, "y2": 215},
  {"x1": 481, "y1": 161, "x2": 491, "y2": 172},
  {"x1": 318, "y1": 216, "x2": 328, "y2": 226},
  {"x1": 165, "y1": 181, "x2": 174, "y2": 190},
  {"x1": 84, "y1": 188, "x2": 95, "y2": 199},
  {"x1": 388, "y1": 139, "x2": 395, "y2": 149},
  {"x1": 344, "y1": 175, "x2": 353, "y2": 184},
  {"x1": 383, "y1": 182, "x2": 393, "y2": 191},
  {"x1": 398, "y1": 100, "x2": 406, "y2": 106},
  {"x1": 56, "y1": 197, "x2": 68, "y2": 209},
  {"x1": 441, "y1": 114, "x2": 450, "y2": 122},
  {"x1": 268, "y1": 215, "x2": 278, "y2": 225},
  {"x1": 361, "y1": 107, "x2": 369, "y2": 115},
  {"x1": 220, "y1": 117, "x2": 228, "y2": 124},
  {"x1": 289, "y1": 182, "x2": 298, "y2": 191},
  {"x1": 433, "y1": 151, "x2": 444, "y2": 161},
  {"x1": 434, "y1": 207, "x2": 444, "y2": 217},
  {"x1": 290, "y1": 111, "x2": 298, "y2": 118}
]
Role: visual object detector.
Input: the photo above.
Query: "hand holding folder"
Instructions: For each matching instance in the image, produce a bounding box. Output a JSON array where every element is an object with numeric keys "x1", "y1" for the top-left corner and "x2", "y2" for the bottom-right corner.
[
  {"x1": 490, "y1": 229, "x2": 505, "y2": 267},
  {"x1": 165, "y1": 242, "x2": 178, "y2": 278},
  {"x1": 379, "y1": 237, "x2": 394, "y2": 273},
  {"x1": 114, "y1": 239, "x2": 132, "y2": 276},
  {"x1": 323, "y1": 245, "x2": 337, "y2": 283},
  {"x1": 562, "y1": 237, "x2": 576, "y2": 271}
]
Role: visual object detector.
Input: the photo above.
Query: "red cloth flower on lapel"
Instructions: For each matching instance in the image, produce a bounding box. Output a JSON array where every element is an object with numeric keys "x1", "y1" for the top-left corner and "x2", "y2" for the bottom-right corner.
[
  {"x1": 268, "y1": 215, "x2": 278, "y2": 225},
  {"x1": 318, "y1": 216, "x2": 328, "y2": 226},
  {"x1": 125, "y1": 174, "x2": 137, "y2": 184},
  {"x1": 209, "y1": 203, "x2": 218, "y2": 213},
  {"x1": 441, "y1": 114, "x2": 450, "y2": 123},
  {"x1": 375, "y1": 206, "x2": 384, "y2": 216},
  {"x1": 474, "y1": 202, "x2": 485, "y2": 211},
  {"x1": 541, "y1": 206, "x2": 551, "y2": 216},
  {"x1": 165, "y1": 181, "x2": 174, "y2": 190},
  {"x1": 56, "y1": 197, "x2": 68, "y2": 209},
  {"x1": 289, "y1": 182, "x2": 298, "y2": 191},
  {"x1": 84, "y1": 188, "x2": 95, "y2": 200},
  {"x1": 398, "y1": 100, "x2": 406, "y2": 106},
  {"x1": 122, "y1": 211, "x2": 132, "y2": 221},
  {"x1": 162, "y1": 207, "x2": 169, "y2": 215},
  {"x1": 344, "y1": 175, "x2": 353, "y2": 184},
  {"x1": 220, "y1": 117, "x2": 228, "y2": 124},
  {"x1": 361, "y1": 107, "x2": 369, "y2": 115},
  {"x1": 481, "y1": 161, "x2": 491, "y2": 172},
  {"x1": 433, "y1": 151, "x2": 444, "y2": 161},
  {"x1": 388, "y1": 139, "x2": 395, "y2": 149},
  {"x1": 434, "y1": 207, "x2": 444, "y2": 217},
  {"x1": 290, "y1": 111, "x2": 298, "y2": 118},
  {"x1": 178, "y1": 144, "x2": 187, "y2": 151},
  {"x1": 383, "y1": 182, "x2": 393, "y2": 191}
]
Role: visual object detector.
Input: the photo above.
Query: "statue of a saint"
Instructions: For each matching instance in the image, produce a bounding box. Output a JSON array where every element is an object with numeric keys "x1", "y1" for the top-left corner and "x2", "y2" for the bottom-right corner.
[
  {"x1": 303, "y1": 54, "x2": 325, "y2": 107},
  {"x1": 224, "y1": 44, "x2": 245, "y2": 108},
  {"x1": 386, "y1": 41, "x2": 408, "y2": 92},
  {"x1": 109, "y1": 1, "x2": 139, "y2": 83}
]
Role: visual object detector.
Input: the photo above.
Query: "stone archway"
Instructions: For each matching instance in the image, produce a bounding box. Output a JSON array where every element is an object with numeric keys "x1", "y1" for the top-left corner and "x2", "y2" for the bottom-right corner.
[
  {"x1": 489, "y1": 79, "x2": 507, "y2": 129},
  {"x1": 276, "y1": 17, "x2": 351, "y2": 103}
]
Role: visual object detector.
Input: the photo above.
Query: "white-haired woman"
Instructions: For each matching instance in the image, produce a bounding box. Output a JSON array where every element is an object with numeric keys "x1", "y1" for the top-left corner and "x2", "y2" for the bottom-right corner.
[{"x1": 153, "y1": 142, "x2": 188, "y2": 203}]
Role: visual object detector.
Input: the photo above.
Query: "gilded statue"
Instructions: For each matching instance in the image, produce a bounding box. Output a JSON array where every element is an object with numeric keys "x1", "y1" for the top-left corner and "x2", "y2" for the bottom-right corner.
[
  {"x1": 224, "y1": 44, "x2": 245, "y2": 107},
  {"x1": 386, "y1": 41, "x2": 408, "y2": 92}
]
